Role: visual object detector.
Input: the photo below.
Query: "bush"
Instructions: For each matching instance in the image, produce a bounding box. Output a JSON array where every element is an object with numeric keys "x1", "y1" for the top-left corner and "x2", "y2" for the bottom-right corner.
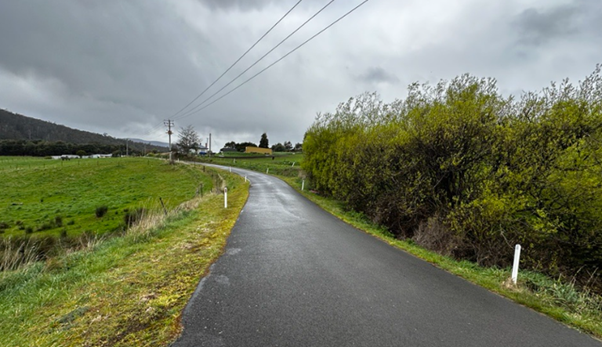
[
  {"x1": 95, "y1": 206, "x2": 108, "y2": 218},
  {"x1": 303, "y1": 67, "x2": 602, "y2": 291},
  {"x1": 54, "y1": 216, "x2": 63, "y2": 227},
  {"x1": 124, "y1": 208, "x2": 146, "y2": 228}
]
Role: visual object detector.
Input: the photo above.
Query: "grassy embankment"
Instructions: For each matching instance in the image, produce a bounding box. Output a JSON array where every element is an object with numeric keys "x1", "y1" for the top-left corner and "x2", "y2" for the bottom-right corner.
[
  {"x1": 207, "y1": 153, "x2": 602, "y2": 339},
  {"x1": 0, "y1": 157, "x2": 249, "y2": 346}
]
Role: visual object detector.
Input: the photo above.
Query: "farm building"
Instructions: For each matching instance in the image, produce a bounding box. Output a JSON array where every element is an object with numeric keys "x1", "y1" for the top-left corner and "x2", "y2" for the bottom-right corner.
[{"x1": 245, "y1": 147, "x2": 272, "y2": 155}]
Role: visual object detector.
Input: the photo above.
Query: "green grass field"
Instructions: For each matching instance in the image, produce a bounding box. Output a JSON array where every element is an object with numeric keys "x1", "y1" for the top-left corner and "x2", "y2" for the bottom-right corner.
[
  {"x1": 201, "y1": 152, "x2": 303, "y2": 177},
  {"x1": 0, "y1": 158, "x2": 249, "y2": 347},
  {"x1": 0, "y1": 157, "x2": 213, "y2": 238}
]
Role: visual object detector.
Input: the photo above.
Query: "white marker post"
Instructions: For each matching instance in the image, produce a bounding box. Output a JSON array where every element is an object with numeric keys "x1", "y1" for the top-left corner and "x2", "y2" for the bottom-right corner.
[
  {"x1": 511, "y1": 244, "x2": 521, "y2": 285},
  {"x1": 266, "y1": 168, "x2": 269, "y2": 174},
  {"x1": 229, "y1": 167, "x2": 232, "y2": 172},
  {"x1": 292, "y1": 162, "x2": 295, "y2": 167},
  {"x1": 302, "y1": 179, "x2": 305, "y2": 191},
  {"x1": 245, "y1": 176, "x2": 247, "y2": 182},
  {"x1": 224, "y1": 187, "x2": 228, "y2": 209}
]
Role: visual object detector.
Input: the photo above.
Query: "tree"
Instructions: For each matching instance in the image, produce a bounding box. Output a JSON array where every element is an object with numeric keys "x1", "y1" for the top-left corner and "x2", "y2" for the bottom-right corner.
[
  {"x1": 294, "y1": 142, "x2": 302, "y2": 152},
  {"x1": 271, "y1": 143, "x2": 286, "y2": 152},
  {"x1": 284, "y1": 141, "x2": 293, "y2": 151},
  {"x1": 76, "y1": 150, "x2": 86, "y2": 158},
  {"x1": 259, "y1": 133, "x2": 269, "y2": 148},
  {"x1": 176, "y1": 125, "x2": 200, "y2": 156}
]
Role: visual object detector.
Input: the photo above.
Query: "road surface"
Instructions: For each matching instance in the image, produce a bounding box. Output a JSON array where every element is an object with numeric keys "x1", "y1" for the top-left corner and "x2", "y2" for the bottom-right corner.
[{"x1": 173, "y1": 166, "x2": 600, "y2": 347}]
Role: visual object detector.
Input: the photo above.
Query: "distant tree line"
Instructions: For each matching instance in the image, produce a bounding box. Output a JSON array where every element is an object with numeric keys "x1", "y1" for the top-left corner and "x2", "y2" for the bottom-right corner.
[
  {"x1": 303, "y1": 67, "x2": 602, "y2": 291},
  {"x1": 271, "y1": 141, "x2": 302, "y2": 152},
  {"x1": 221, "y1": 133, "x2": 302, "y2": 153},
  {"x1": 0, "y1": 139, "x2": 146, "y2": 157}
]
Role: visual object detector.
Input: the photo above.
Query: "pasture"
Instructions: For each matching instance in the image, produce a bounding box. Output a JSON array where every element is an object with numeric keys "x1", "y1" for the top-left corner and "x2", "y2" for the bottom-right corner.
[{"x1": 0, "y1": 157, "x2": 212, "y2": 238}]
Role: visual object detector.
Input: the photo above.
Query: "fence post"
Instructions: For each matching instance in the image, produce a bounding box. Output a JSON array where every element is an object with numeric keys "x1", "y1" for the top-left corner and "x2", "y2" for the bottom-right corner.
[
  {"x1": 302, "y1": 179, "x2": 305, "y2": 191},
  {"x1": 511, "y1": 244, "x2": 521, "y2": 285},
  {"x1": 224, "y1": 187, "x2": 228, "y2": 209},
  {"x1": 159, "y1": 197, "x2": 168, "y2": 216},
  {"x1": 266, "y1": 167, "x2": 269, "y2": 174}
]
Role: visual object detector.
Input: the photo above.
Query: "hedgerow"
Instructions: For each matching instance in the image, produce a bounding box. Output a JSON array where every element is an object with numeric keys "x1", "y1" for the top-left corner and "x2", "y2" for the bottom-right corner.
[{"x1": 303, "y1": 66, "x2": 602, "y2": 292}]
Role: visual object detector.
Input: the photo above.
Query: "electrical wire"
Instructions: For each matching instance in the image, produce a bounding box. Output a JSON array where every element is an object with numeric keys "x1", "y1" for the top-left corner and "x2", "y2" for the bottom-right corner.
[
  {"x1": 169, "y1": 0, "x2": 303, "y2": 120},
  {"x1": 144, "y1": 0, "x2": 303, "y2": 135},
  {"x1": 176, "y1": 0, "x2": 370, "y2": 121},
  {"x1": 173, "y1": 0, "x2": 337, "y2": 121}
]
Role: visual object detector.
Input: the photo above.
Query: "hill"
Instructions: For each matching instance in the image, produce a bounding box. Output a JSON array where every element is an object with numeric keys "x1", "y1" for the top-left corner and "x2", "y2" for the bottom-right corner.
[{"x1": 0, "y1": 108, "x2": 167, "y2": 152}]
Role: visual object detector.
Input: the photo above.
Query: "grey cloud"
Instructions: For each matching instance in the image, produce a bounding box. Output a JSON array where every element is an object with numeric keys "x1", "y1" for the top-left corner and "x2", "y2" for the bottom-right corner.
[
  {"x1": 358, "y1": 67, "x2": 399, "y2": 84},
  {"x1": 513, "y1": 1, "x2": 602, "y2": 46},
  {"x1": 197, "y1": 0, "x2": 274, "y2": 11},
  {"x1": 0, "y1": 0, "x2": 599, "y2": 147}
]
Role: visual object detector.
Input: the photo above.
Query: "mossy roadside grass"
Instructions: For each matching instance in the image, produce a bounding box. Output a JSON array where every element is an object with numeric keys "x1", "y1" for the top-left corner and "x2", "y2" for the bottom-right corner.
[
  {"x1": 0, "y1": 157, "x2": 212, "y2": 238},
  {"x1": 211, "y1": 155, "x2": 602, "y2": 339},
  {"x1": 0, "y1": 166, "x2": 249, "y2": 347}
]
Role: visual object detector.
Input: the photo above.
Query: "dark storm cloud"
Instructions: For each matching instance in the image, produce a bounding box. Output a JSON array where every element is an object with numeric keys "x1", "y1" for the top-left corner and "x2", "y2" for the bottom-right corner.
[{"x1": 358, "y1": 67, "x2": 399, "y2": 84}]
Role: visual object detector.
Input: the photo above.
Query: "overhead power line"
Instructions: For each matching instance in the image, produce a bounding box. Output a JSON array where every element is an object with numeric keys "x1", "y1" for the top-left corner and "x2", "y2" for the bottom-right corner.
[
  {"x1": 169, "y1": 0, "x2": 303, "y2": 120},
  {"x1": 145, "y1": 0, "x2": 303, "y2": 136},
  {"x1": 177, "y1": 0, "x2": 370, "y2": 121},
  {"x1": 173, "y1": 0, "x2": 336, "y2": 121}
]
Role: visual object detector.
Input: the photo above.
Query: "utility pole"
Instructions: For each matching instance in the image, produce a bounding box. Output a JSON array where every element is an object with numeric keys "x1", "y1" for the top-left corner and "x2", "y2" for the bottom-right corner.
[
  {"x1": 126, "y1": 138, "x2": 129, "y2": 157},
  {"x1": 209, "y1": 133, "x2": 212, "y2": 155},
  {"x1": 164, "y1": 119, "x2": 174, "y2": 163}
]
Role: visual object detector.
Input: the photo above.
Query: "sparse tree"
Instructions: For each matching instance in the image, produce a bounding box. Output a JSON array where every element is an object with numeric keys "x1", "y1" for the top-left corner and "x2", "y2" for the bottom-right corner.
[
  {"x1": 294, "y1": 142, "x2": 302, "y2": 152},
  {"x1": 284, "y1": 141, "x2": 293, "y2": 151},
  {"x1": 271, "y1": 142, "x2": 286, "y2": 152},
  {"x1": 176, "y1": 125, "x2": 200, "y2": 156},
  {"x1": 259, "y1": 133, "x2": 269, "y2": 148},
  {"x1": 224, "y1": 141, "x2": 237, "y2": 149}
]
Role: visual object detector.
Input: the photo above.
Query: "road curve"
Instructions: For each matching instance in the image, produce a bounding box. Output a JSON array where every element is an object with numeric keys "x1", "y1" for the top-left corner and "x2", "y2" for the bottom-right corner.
[{"x1": 173, "y1": 166, "x2": 600, "y2": 347}]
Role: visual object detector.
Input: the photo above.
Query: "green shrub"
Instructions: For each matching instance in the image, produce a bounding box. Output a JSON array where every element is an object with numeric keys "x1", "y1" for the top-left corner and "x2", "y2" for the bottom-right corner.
[
  {"x1": 95, "y1": 206, "x2": 108, "y2": 218},
  {"x1": 303, "y1": 66, "x2": 602, "y2": 291}
]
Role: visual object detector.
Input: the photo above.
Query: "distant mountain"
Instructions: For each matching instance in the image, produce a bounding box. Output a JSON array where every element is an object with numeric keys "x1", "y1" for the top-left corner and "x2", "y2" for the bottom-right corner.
[
  {"x1": 129, "y1": 138, "x2": 170, "y2": 148},
  {"x1": 0, "y1": 108, "x2": 167, "y2": 152}
]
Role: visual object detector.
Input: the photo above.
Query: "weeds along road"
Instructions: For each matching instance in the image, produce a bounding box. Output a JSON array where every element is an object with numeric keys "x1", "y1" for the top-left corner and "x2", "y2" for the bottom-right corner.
[{"x1": 174, "y1": 165, "x2": 600, "y2": 347}]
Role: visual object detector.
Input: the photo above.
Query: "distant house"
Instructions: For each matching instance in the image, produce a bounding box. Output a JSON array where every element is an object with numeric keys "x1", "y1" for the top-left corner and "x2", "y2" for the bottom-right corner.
[
  {"x1": 245, "y1": 147, "x2": 272, "y2": 155},
  {"x1": 193, "y1": 146, "x2": 209, "y2": 155}
]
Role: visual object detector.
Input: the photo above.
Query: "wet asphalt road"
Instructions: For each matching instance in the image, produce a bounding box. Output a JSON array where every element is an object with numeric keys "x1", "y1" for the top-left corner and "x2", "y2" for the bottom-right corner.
[{"x1": 173, "y1": 166, "x2": 600, "y2": 347}]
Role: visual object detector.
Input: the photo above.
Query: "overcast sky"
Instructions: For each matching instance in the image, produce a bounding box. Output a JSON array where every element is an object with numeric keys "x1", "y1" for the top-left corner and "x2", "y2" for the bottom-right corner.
[{"x1": 0, "y1": 0, "x2": 600, "y2": 149}]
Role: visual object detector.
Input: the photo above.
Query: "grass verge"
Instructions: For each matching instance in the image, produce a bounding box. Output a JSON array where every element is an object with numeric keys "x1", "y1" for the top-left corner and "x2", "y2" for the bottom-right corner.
[{"x1": 0, "y1": 166, "x2": 248, "y2": 347}]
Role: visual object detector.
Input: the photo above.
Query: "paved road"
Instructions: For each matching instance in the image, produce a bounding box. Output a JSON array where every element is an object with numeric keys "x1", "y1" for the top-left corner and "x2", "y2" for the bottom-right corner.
[{"x1": 173, "y1": 166, "x2": 600, "y2": 347}]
